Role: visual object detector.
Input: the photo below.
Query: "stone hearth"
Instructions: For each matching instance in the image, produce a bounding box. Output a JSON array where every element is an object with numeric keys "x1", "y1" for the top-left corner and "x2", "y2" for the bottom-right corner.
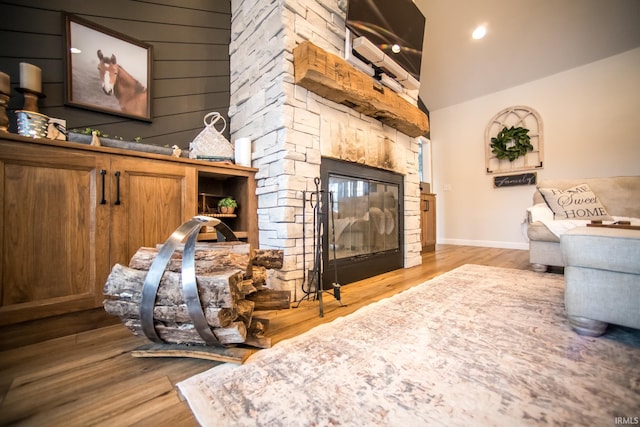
[{"x1": 228, "y1": 0, "x2": 425, "y2": 298}]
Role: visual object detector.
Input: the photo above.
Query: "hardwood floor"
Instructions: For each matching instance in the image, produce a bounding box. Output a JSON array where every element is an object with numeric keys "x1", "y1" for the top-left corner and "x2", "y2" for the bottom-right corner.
[{"x1": 0, "y1": 245, "x2": 531, "y2": 426}]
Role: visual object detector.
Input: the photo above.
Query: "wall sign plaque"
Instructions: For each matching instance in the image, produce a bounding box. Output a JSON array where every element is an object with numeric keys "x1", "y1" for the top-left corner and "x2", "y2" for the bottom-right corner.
[{"x1": 494, "y1": 172, "x2": 537, "y2": 188}]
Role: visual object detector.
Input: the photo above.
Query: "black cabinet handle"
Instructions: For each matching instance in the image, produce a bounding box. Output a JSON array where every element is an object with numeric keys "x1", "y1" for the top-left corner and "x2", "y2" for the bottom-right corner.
[
  {"x1": 423, "y1": 199, "x2": 430, "y2": 212},
  {"x1": 99, "y1": 169, "x2": 107, "y2": 205},
  {"x1": 114, "y1": 171, "x2": 121, "y2": 205}
]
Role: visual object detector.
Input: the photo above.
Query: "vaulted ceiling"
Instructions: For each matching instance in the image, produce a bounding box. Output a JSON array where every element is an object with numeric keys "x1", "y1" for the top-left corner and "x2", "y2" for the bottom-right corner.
[{"x1": 414, "y1": 0, "x2": 640, "y2": 111}]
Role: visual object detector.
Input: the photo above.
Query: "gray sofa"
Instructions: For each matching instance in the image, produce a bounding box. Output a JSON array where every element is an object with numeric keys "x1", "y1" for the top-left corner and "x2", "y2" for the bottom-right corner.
[
  {"x1": 527, "y1": 176, "x2": 640, "y2": 336},
  {"x1": 527, "y1": 176, "x2": 640, "y2": 272},
  {"x1": 561, "y1": 227, "x2": 640, "y2": 336}
]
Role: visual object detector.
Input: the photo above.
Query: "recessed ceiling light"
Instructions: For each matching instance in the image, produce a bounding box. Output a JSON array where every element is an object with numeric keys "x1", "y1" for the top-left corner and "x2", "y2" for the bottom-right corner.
[
  {"x1": 472, "y1": 25, "x2": 487, "y2": 40},
  {"x1": 391, "y1": 44, "x2": 401, "y2": 54}
]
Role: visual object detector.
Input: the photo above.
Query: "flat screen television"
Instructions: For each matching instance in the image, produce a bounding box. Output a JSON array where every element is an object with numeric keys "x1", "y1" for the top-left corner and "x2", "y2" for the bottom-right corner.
[{"x1": 346, "y1": 0, "x2": 426, "y2": 82}]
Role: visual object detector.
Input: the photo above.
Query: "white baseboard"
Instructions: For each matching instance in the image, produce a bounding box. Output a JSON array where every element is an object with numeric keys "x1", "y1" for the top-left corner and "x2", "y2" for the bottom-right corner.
[{"x1": 438, "y1": 238, "x2": 529, "y2": 251}]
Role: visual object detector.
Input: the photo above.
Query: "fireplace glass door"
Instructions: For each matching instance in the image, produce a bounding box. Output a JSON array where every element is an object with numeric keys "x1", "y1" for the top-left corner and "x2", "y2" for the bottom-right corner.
[
  {"x1": 328, "y1": 175, "x2": 399, "y2": 259},
  {"x1": 321, "y1": 158, "x2": 404, "y2": 288}
]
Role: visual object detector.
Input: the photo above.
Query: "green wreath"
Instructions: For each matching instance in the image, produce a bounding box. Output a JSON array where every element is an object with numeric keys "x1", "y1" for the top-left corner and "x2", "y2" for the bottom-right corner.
[{"x1": 490, "y1": 126, "x2": 533, "y2": 162}]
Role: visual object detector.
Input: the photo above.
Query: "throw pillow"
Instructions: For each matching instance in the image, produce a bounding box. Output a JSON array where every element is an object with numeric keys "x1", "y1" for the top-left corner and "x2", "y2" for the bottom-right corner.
[{"x1": 538, "y1": 184, "x2": 613, "y2": 220}]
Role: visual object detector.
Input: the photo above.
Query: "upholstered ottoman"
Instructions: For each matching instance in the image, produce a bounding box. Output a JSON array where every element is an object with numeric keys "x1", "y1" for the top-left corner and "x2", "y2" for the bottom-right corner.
[{"x1": 561, "y1": 227, "x2": 640, "y2": 336}]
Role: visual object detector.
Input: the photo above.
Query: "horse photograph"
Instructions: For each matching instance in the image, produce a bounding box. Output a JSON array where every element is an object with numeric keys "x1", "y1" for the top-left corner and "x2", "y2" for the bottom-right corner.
[
  {"x1": 65, "y1": 14, "x2": 152, "y2": 121},
  {"x1": 97, "y1": 50, "x2": 148, "y2": 117}
]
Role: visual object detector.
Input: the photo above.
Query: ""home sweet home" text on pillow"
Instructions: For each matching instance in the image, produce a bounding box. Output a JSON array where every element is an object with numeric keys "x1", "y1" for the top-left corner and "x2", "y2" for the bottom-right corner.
[{"x1": 538, "y1": 184, "x2": 613, "y2": 221}]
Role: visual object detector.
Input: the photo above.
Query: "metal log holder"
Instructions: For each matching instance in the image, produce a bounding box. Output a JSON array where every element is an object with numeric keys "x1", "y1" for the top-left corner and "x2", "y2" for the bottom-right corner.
[
  {"x1": 295, "y1": 177, "x2": 345, "y2": 317},
  {"x1": 139, "y1": 215, "x2": 226, "y2": 346}
]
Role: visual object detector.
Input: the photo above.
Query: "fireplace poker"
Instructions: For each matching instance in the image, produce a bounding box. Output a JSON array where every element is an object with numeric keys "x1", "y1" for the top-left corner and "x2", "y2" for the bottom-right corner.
[
  {"x1": 294, "y1": 190, "x2": 314, "y2": 308},
  {"x1": 329, "y1": 190, "x2": 345, "y2": 306},
  {"x1": 299, "y1": 190, "x2": 305, "y2": 303},
  {"x1": 314, "y1": 177, "x2": 325, "y2": 317}
]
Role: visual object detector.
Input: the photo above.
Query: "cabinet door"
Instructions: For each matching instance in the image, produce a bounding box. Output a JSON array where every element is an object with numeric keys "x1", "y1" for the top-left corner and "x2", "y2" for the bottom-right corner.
[
  {"x1": 0, "y1": 144, "x2": 110, "y2": 325},
  {"x1": 109, "y1": 156, "x2": 196, "y2": 267},
  {"x1": 421, "y1": 194, "x2": 436, "y2": 252}
]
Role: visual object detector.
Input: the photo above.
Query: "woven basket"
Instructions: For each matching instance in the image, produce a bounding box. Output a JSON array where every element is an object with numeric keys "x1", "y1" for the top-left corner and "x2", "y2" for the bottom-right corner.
[{"x1": 16, "y1": 110, "x2": 49, "y2": 138}]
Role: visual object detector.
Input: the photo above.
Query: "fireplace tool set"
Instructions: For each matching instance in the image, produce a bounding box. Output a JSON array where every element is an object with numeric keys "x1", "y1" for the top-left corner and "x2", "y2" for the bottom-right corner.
[{"x1": 296, "y1": 177, "x2": 345, "y2": 317}]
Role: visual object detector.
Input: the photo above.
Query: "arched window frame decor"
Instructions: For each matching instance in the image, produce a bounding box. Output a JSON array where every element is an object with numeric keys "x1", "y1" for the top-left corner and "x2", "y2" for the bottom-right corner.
[{"x1": 485, "y1": 105, "x2": 543, "y2": 174}]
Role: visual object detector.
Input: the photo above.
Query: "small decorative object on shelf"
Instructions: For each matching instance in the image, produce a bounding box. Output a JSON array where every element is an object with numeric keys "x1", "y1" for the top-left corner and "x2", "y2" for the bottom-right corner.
[
  {"x1": 189, "y1": 112, "x2": 234, "y2": 161},
  {"x1": 90, "y1": 130, "x2": 101, "y2": 147},
  {"x1": 67, "y1": 128, "x2": 184, "y2": 157},
  {"x1": 218, "y1": 197, "x2": 237, "y2": 214},
  {"x1": 15, "y1": 110, "x2": 49, "y2": 138},
  {"x1": 14, "y1": 62, "x2": 47, "y2": 137},
  {"x1": 234, "y1": 137, "x2": 252, "y2": 166},
  {"x1": 18, "y1": 62, "x2": 44, "y2": 113}
]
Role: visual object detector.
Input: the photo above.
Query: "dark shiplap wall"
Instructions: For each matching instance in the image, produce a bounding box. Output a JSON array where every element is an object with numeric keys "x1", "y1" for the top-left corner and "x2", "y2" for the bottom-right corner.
[{"x1": 0, "y1": 0, "x2": 231, "y2": 147}]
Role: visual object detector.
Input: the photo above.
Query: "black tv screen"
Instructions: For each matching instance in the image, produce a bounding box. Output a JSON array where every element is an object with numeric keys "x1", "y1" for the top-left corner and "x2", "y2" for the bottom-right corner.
[{"x1": 346, "y1": 0, "x2": 426, "y2": 81}]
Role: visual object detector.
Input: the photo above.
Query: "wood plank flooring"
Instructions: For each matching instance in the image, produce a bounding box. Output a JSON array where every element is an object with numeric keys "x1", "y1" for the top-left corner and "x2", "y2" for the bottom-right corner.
[{"x1": 0, "y1": 245, "x2": 531, "y2": 426}]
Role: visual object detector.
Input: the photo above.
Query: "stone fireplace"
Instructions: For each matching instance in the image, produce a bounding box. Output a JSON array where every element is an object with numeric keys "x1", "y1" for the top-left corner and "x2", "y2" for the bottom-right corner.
[{"x1": 229, "y1": 0, "x2": 425, "y2": 299}]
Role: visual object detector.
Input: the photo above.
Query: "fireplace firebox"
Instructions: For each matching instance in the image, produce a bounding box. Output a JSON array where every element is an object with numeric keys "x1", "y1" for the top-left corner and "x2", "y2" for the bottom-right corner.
[{"x1": 321, "y1": 158, "x2": 404, "y2": 289}]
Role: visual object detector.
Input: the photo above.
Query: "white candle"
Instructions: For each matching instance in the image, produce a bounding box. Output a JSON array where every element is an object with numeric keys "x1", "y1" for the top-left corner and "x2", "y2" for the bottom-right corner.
[
  {"x1": 19, "y1": 63, "x2": 41, "y2": 93},
  {"x1": 0, "y1": 72, "x2": 9, "y2": 94},
  {"x1": 234, "y1": 137, "x2": 252, "y2": 167}
]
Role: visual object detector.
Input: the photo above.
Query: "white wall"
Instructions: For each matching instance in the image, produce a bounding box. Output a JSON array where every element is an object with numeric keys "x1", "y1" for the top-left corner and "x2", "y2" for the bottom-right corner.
[{"x1": 431, "y1": 47, "x2": 640, "y2": 249}]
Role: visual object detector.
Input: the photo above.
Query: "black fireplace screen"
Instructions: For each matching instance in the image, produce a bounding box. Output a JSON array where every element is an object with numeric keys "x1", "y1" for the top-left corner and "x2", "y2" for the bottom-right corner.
[{"x1": 321, "y1": 158, "x2": 403, "y2": 288}]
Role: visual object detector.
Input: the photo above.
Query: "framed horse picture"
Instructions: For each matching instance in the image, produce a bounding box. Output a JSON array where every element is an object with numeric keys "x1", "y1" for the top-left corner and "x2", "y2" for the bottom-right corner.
[{"x1": 64, "y1": 14, "x2": 152, "y2": 122}]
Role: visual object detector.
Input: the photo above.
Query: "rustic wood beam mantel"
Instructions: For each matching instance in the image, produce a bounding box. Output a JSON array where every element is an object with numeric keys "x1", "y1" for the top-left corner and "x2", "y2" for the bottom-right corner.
[{"x1": 293, "y1": 41, "x2": 429, "y2": 138}]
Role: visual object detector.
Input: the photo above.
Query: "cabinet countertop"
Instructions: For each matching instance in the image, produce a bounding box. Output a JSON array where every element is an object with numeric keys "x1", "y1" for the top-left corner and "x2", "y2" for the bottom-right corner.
[{"x1": 0, "y1": 131, "x2": 258, "y2": 173}]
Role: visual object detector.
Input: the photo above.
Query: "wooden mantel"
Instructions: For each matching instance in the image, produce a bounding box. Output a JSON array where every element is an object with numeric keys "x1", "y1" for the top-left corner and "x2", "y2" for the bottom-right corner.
[{"x1": 293, "y1": 41, "x2": 429, "y2": 138}]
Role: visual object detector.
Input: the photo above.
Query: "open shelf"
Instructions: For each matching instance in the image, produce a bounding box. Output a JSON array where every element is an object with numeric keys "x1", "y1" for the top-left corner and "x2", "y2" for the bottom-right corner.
[{"x1": 195, "y1": 164, "x2": 258, "y2": 248}]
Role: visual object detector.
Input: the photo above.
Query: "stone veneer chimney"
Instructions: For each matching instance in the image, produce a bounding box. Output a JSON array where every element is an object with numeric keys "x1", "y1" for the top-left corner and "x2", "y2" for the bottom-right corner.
[{"x1": 229, "y1": 0, "x2": 423, "y2": 298}]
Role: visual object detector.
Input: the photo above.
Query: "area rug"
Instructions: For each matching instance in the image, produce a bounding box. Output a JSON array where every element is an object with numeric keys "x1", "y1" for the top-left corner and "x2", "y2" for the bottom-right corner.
[{"x1": 177, "y1": 264, "x2": 640, "y2": 426}]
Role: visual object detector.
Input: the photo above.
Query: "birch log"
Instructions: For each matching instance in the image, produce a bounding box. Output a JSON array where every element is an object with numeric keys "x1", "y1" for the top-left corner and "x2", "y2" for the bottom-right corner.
[
  {"x1": 124, "y1": 319, "x2": 247, "y2": 345},
  {"x1": 103, "y1": 299, "x2": 236, "y2": 327},
  {"x1": 103, "y1": 263, "x2": 243, "y2": 308},
  {"x1": 128, "y1": 247, "x2": 251, "y2": 277}
]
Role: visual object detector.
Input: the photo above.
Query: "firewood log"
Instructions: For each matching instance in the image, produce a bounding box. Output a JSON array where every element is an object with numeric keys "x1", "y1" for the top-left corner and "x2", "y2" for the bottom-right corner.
[
  {"x1": 238, "y1": 279, "x2": 258, "y2": 297},
  {"x1": 244, "y1": 317, "x2": 272, "y2": 348},
  {"x1": 246, "y1": 289, "x2": 291, "y2": 310},
  {"x1": 234, "y1": 299, "x2": 254, "y2": 328},
  {"x1": 251, "y1": 266, "x2": 267, "y2": 287},
  {"x1": 103, "y1": 263, "x2": 243, "y2": 308},
  {"x1": 129, "y1": 247, "x2": 251, "y2": 277},
  {"x1": 124, "y1": 319, "x2": 247, "y2": 345},
  {"x1": 252, "y1": 249, "x2": 284, "y2": 269},
  {"x1": 103, "y1": 300, "x2": 236, "y2": 328},
  {"x1": 176, "y1": 241, "x2": 252, "y2": 253}
]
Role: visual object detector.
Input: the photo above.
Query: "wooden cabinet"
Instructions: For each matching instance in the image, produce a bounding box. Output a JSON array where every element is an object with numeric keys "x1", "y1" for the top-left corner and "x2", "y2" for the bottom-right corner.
[
  {"x1": 420, "y1": 193, "x2": 436, "y2": 252},
  {"x1": 109, "y1": 156, "x2": 196, "y2": 268},
  {"x1": 0, "y1": 136, "x2": 196, "y2": 326},
  {"x1": 0, "y1": 141, "x2": 111, "y2": 325},
  {"x1": 0, "y1": 135, "x2": 257, "y2": 326}
]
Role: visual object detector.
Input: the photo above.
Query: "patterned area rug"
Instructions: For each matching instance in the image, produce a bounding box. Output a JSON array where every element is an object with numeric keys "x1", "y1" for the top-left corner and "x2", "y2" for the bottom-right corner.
[{"x1": 177, "y1": 264, "x2": 640, "y2": 426}]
